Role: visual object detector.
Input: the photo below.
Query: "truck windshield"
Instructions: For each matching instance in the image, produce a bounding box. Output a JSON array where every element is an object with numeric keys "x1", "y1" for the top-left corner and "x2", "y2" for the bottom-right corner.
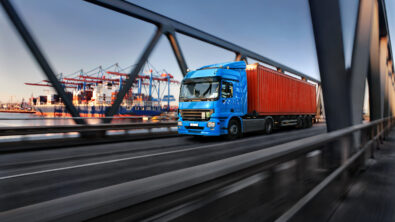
[{"x1": 180, "y1": 81, "x2": 219, "y2": 101}]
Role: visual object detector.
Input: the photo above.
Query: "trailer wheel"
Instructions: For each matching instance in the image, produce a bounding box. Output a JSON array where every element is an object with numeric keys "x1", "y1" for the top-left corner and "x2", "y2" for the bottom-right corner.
[
  {"x1": 264, "y1": 119, "x2": 273, "y2": 134},
  {"x1": 227, "y1": 119, "x2": 241, "y2": 139}
]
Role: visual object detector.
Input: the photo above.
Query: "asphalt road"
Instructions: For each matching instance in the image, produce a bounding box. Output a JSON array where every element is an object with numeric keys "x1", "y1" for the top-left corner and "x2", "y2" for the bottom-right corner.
[{"x1": 0, "y1": 124, "x2": 326, "y2": 212}]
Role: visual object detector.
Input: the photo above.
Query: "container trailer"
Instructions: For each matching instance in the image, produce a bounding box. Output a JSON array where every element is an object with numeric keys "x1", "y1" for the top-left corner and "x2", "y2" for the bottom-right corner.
[{"x1": 177, "y1": 61, "x2": 316, "y2": 139}]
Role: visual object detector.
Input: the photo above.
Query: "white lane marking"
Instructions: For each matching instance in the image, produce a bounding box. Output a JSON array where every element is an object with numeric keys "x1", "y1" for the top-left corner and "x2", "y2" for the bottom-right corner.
[
  {"x1": 0, "y1": 126, "x2": 324, "y2": 180},
  {"x1": 0, "y1": 136, "x2": 260, "y2": 180}
]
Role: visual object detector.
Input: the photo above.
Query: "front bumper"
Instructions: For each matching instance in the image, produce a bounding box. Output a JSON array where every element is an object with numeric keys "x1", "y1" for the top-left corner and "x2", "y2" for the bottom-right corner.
[{"x1": 177, "y1": 118, "x2": 226, "y2": 136}]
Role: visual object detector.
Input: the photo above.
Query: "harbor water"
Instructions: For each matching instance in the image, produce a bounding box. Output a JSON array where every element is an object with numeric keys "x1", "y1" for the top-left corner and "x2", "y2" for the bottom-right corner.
[{"x1": 0, "y1": 113, "x2": 75, "y2": 127}]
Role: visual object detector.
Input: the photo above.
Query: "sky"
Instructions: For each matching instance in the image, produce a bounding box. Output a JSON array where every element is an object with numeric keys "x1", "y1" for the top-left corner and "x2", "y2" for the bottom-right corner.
[{"x1": 0, "y1": 0, "x2": 394, "y2": 103}]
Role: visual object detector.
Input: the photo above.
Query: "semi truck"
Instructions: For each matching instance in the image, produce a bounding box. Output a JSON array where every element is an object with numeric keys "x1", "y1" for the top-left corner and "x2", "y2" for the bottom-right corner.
[{"x1": 177, "y1": 61, "x2": 316, "y2": 139}]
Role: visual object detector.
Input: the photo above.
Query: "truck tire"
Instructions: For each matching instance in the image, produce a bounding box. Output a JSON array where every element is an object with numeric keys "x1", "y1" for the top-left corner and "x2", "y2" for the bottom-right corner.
[
  {"x1": 264, "y1": 118, "x2": 273, "y2": 134},
  {"x1": 302, "y1": 116, "x2": 308, "y2": 128},
  {"x1": 227, "y1": 119, "x2": 241, "y2": 139},
  {"x1": 307, "y1": 116, "x2": 313, "y2": 128},
  {"x1": 296, "y1": 117, "x2": 303, "y2": 129}
]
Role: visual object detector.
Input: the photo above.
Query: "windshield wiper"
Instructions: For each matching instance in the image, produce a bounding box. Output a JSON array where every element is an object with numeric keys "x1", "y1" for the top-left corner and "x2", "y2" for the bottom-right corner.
[{"x1": 202, "y1": 84, "x2": 212, "y2": 97}]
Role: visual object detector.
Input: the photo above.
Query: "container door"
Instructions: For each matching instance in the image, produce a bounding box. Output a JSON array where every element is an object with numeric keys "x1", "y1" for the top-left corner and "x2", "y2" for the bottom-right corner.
[{"x1": 219, "y1": 81, "x2": 235, "y2": 116}]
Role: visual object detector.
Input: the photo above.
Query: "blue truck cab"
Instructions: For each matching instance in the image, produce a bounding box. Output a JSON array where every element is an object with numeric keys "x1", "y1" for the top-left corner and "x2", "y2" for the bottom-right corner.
[{"x1": 177, "y1": 61, "x2": 248, "y2": 138}]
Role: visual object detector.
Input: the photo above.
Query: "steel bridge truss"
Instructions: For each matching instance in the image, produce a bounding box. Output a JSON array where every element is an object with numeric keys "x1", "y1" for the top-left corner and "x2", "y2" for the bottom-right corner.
[
  {"x1": 1, "y1": 0, "x2": 393, "y2": 128},
  {"x1": 1, "y1": 0, "x2": 395, "y2": 221},
  {"x1": 1, "y1": 0, "x2": 321, "y2": 125},
  {"x1": 309, "y1": 0, "x2": 395, "y2": 170}
]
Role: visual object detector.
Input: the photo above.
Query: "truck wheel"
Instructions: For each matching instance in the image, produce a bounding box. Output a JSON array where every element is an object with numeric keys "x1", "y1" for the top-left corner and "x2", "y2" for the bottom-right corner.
[
  {"x1": 302, "y1": 117, "x2": 308, "y2": 128},
  {"x1": 264, "y1": 119, "x2": 273, "y2": 134},
  {"x1": 307, "y1": 116, "x2": 313, "y2": 128},
  {"x1": 227, "y1": 119, "x2": 240, "y2": 139},
  {"x1": 296, "y1": 117, "x2": 303, "y2": 129}
]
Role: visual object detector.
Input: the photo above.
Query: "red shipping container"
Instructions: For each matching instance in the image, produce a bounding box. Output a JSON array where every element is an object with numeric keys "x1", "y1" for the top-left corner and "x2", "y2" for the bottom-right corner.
[{"x1": 246, "y1": 63, "x2": 316, "y2": 115}]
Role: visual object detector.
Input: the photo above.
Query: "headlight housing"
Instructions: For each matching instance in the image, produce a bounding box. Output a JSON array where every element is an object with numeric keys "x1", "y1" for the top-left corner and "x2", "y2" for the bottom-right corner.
[{"x1": 207, "y1": 121, "x2": 216, "y2": 128}]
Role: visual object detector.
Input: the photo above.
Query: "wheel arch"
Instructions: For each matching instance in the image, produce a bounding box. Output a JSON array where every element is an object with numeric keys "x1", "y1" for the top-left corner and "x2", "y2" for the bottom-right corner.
[
  {"x1": 225, "y1": 115, "x2": 243, "y2": 132},
  {"x1": 264, "y1": 116, "x2": 274, "y2": 127}
]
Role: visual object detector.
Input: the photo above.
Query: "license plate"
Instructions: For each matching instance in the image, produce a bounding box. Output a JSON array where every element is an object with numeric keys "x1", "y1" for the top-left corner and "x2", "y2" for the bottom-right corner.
[{"x1": 190, "y1": 123, "x2": 198, "y2": 127}]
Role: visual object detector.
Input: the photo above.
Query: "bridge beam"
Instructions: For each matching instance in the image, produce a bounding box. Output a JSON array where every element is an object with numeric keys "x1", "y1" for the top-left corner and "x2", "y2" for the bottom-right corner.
[
  {"x1": 381, "y1": 37, "x2": 389, "y2": 118},
  {"x1": 310, "y1": 0, "x2": 376, "y2": 129},
  {"x1": 165, "y1": 30, "x2": 188, "y2": 77},
  {"x1": 368, "y1": 1, "x2": 382, "y2": 121},
  {"x1": 309, "y1": 0, "x2": 352, "y2": 171},
  {"x1": 309, "y1": 0, "x2": 376, "y2": 166},
  {"x1": 103, "y1": 28, "x2": 163, "y2": 123},
  {"x1": 309, "y1": 0, "x2": 351, "y2": 132},
  {"x1": 349, "y1": 0, "x2": 374, "y2": 126},
  {"x1": 349, "y1": 0, "x2": 374, "y2": 149}
]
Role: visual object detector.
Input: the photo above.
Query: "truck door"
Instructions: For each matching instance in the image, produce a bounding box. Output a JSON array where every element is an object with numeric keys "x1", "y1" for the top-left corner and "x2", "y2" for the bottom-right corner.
[{"x1": 220, "y1": 81, "x2": 235, "y2": 116}]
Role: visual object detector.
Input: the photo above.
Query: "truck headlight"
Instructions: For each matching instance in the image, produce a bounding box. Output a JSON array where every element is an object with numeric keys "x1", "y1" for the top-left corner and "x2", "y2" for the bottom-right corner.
[
  {"x1": 178, "y1": 121, "x2": 182, "y2": 126},
  {"x1": 202, "y1": 110, "x2": 214, "y2": 119},
  {"x1": 207, "y1": 122, "x2": 216, "y2": 128}
]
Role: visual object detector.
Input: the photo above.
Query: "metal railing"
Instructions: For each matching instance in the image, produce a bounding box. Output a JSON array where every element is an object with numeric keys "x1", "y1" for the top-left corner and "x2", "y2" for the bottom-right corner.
[
  {"x1": 0, "y1": 117, "x2": 391, "y2": 221},
  {"x1": 0, "y1": 121, "x2": 177, "y2": 136},
  {"x1": 0, "y1": 120, "x2": 178, "y2": 152}
]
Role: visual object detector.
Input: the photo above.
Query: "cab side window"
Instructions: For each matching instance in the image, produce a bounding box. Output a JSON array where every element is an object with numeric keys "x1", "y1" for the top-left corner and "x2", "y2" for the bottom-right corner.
[{"x1": 221, "y1": 81, "x2": 233, "y2": 98}]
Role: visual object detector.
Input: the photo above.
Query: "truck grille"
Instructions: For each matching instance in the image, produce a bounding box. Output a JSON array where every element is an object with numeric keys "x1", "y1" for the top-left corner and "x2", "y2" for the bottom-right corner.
[{"x1": 180, "y1": 109, "x2": 211, "y2": 121}]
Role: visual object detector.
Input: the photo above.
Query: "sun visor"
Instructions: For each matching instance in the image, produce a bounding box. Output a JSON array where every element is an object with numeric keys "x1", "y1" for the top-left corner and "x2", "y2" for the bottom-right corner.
[{"x1": 198, "y1": 61, "x2": 246, "y2": 70}]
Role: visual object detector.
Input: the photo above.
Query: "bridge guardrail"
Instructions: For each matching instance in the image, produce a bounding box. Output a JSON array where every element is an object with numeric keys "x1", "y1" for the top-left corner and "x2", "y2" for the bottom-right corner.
[
  {"x1": 0, "y1": 121, "x2": 177, "y2": 136},
  {"x1": 0, "y1": 117, "x2": 392, "y2": 221}
]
